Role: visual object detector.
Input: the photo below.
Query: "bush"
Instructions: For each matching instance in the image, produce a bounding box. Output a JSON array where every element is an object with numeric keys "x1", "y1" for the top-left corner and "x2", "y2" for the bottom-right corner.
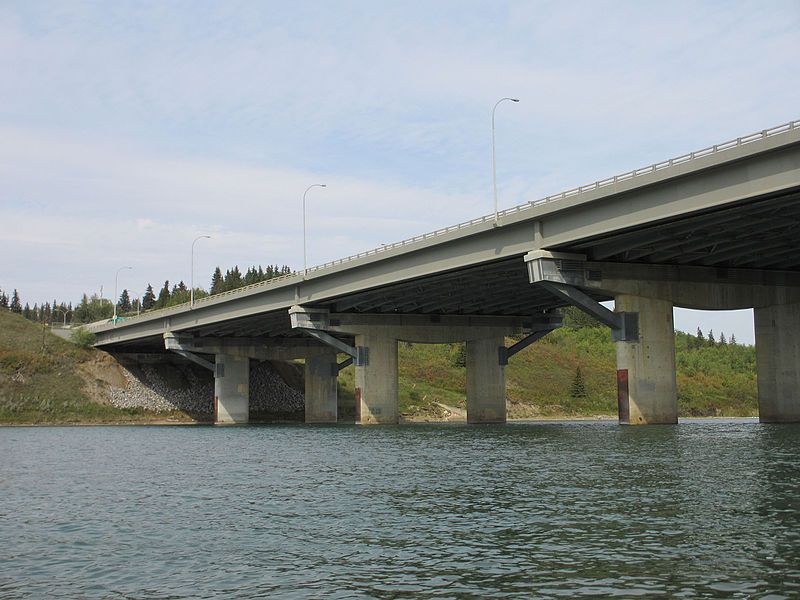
[{"x1": 70, "y1": 327, "x2": 96, "y2": 348}]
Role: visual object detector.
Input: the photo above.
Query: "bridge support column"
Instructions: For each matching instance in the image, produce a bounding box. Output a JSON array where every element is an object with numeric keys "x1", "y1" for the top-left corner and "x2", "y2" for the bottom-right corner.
[
  {"x1": 614, "y1": 295, "x2": 677, "y2": 425},
  {"x1": 466, "y1": 335, "x2": 507, "y2": 423},
  {"x1": 755, "y1": 301, "x2": 800, "y2": 423},
  {"x1": 305, "y1": 351, "x2": 338, "y2": 423},
  {"x1": 214, "y1": 353, "x2": 250, "y2": 424},
  {"x1": 354, "y1": 333, "x2": 398, "y2": 424}
]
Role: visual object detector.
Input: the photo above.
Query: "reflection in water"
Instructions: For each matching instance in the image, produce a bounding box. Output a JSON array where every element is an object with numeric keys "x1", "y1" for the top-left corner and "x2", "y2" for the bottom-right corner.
[{"x1": 1, "y1": 421, "x2": 799, "y2": 598}]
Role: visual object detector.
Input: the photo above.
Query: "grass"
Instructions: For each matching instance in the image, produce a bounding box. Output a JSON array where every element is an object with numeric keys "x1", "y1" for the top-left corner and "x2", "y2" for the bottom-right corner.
[
  {"x1": 337, "y1": 327, "x2": 758, "y2": 420},
  {"x1": 0, "y1": 311, "x2": 193, "y2": 424},
  {"x1": 2, "y1": 308, "x2": 759, "y2": 424}
]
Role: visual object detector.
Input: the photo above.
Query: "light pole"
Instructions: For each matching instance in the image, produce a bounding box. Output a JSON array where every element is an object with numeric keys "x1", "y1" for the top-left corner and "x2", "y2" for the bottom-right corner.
[
  {"x1": 492, "y1": 97, "x2": 519, "y2": 224},
  {"x1": 113, "y1": 266, "x2": 133, "y2": 322},
  {"x1": 191, "y1": 235, "x2": 211, "y2": 308},
  {"x1": 53, "y1": 308, "x2": 71, "y2": 327},
  {"x1": 303, "y1": 184, "x2": 326, "y2": 276}
]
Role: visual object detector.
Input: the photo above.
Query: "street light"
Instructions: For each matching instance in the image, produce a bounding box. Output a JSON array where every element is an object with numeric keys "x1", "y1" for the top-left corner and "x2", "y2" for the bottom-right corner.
[
  {"x1": 492, "y1": 97, "x2": 519, "y2": 224},
  {"x1": 53, "y1": 307, "x2": 71, "y2": 327},
  {"x1": 303, "y1": 184, "x2": 326, "y2": 276},
  {"x1": 191, "y1": 235, "x2": 211, "y2": 308},
  {"x1": 113, "y1": 266, "x2": 133, "y2": 322}
]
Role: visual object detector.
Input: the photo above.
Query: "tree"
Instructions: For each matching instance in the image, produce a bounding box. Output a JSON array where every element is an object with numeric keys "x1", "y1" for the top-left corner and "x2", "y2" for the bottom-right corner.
[
  {"x1": 118, "y1": 289, "x2": 132, "y2": 313},
  {"x1": 0, "y1": 290, "x2": 8, "y2": 309},
  {"x1": 696, "y1": 327, "x2": 705, "y2": 345},
  {"x1": 22, "y1": 303, "x2": 31, "y2": 320},
  {"x1": 452, "y1": 343, "x2": 467, "y2": 368},
  {"x1": 210, "y1": 267, "x2": 223, "y2": 295},
  {"x1": 570, "y1": 366, "x2": 587, "y2": 398},
  {"x1": 10, "y1": 289, "x2": 21, "y2": 313},
  {"x1": 562, "y1": 306, "x2": 601, "y2": 329},
  {"x1": 707, "y1": 329, "x2": 716, "y2": 346},
  {"x1": 719, "y1": 332, "x2": 727, "y2": 346},
  {"x1": 730, "y1": 333, "x2": 737, "y2": 345},
  {"x1": 155, "y1": 280, "x2": 171, "y2": 308},
  {"x1": 142, "y1": 284, "x2": 156, "y2": 310},
  {"x1": 224, "y1": 266, "x2": 243, "y2": 291}
]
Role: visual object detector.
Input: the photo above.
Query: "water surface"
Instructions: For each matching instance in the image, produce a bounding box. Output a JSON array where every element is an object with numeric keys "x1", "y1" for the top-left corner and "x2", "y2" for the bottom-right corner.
[{"x1": 2, "y1": 420, "x2": 799, "y2": 598}]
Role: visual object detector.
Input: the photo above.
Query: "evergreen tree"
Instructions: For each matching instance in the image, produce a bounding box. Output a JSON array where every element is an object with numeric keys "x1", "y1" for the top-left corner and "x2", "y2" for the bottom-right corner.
[
  {"x1": 118, "y1": 289, "x2": 132, "y2": 313},
  {"x1": 707, "y1": 329, "x2": 716, "y2": 346},
  {"x1": 210, "y1": 267, "x2": 223, "y2": 294},
  {"x1": 452, "y1": 343, "x2": 467, "y2": 368},
  {"x1": 730, "y1": 333, "x2": 737, "y2": 345},
  {"x1": 696, "y1": 327, "x2": 705, "y2": 345},
  {"x1": 0, "y1": 290, "x2": 8, "y2": 309},
  {"x1": 142, "y1": 284, "x2": 156, "y2": 310},
  {"x1": 719, "y1": 332, "x2": 727, "y2": 346},
  {"x1": 10, "y1": 289, "x2": 22, "y2": 313},
  {"x1": 570, "y1": 366, "x2": 587, "y2": 398},
  {"x1": 226, "y1": 266, "x2": 243, "y2": 290},
  {"x1": 156, "y1": 280, "x2": 171, "y2": 308},
  {"x1": 22, "y1": 302, "x2": 31, "y2": 320}
]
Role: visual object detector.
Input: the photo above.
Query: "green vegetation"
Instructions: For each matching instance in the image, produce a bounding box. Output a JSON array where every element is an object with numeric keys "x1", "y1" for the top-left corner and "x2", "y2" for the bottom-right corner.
[
  {"x1": 0, "y1": 311, "x2": 188, "y2": 424},
  {"x1": 70, "y1": 327, "x2": 96, "y2": 348},
  {"x1": 2, "y1": 295, "x2": 758, "y2": 424},
  {"x1": 337, "y1": 316, "x2": 757, "y2": 420}
]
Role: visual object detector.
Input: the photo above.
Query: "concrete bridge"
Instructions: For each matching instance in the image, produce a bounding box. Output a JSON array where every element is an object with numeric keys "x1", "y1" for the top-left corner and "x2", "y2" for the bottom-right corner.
[{"x1": 90, "y1": 120, "x2": 800, "y2": 425}]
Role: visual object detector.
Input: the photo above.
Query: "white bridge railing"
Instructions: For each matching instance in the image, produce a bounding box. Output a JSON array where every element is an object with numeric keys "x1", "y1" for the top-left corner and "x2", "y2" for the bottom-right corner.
[{"x1": 102, "y1": 119, "x2": 799, "y2": 325}]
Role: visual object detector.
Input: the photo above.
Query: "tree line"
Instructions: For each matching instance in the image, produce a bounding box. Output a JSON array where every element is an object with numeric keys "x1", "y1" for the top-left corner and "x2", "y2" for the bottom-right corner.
[{"x1": 1, "y1": 263, "x2": 293, "y2": 326}]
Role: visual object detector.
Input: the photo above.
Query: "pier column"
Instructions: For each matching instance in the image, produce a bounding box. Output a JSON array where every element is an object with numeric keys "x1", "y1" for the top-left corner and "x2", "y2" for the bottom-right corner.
[
  {"x1": 214, "y1": 353, "x2": 250, "y2": 424},
  {"x1": 755, "y1": 301, "x2": 800, "y2": 422},
  {"x1": 354, "y1": 332, "x2": 398, "y2": 424},
  {"x1": 466, "y1": 335, "x2": 506, "y2": 424},
  {"x1": 614, "y1": 295, "x2": 677, "y2": 424},
  {"x1": 305, "y1": 350, "x2": 338, "y2": 423}
]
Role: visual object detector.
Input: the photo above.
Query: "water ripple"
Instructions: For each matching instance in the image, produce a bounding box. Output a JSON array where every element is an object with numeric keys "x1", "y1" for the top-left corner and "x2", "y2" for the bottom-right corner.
[{"x1": 1, "y1": 421, "x2": 799, "y2": 598}]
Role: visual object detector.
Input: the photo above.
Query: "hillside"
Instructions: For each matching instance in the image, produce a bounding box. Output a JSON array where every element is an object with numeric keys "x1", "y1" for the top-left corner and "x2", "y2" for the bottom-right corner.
[
  {"x1": 1, "y1": 309, "x2": 758, "y2": 424},
  {"x1": 0, "y1": 311, "x2": 190, "y2": 424},
  {"x1": 339, "y1": 326, "x2": 758, "y2": 420}
]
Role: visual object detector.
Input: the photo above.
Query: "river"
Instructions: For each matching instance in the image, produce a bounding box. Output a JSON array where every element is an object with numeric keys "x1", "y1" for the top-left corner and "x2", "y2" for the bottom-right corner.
[{"x1": 2, "y1": 420, "x2": 799, "y2": 598}]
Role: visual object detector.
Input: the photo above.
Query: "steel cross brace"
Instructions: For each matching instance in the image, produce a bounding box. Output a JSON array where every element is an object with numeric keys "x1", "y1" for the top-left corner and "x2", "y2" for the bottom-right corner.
[
  {"x1": 498, "y1": 329, "x2": 554, "y2": 366},
  {"x1": 299, "y1": 329, "x2": 368, "y2": 366},
  {"x1": 538, "y1": 281, "x2": 639, "y2": 342}
]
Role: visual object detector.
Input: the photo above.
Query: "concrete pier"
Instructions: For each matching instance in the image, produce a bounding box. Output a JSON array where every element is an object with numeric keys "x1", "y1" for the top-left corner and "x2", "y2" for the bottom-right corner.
[
  {"x1": 354, "y1": 332, "x2": 398, "y2": 424},
  {"x1": 755, "y1": 301, "x2": 800, "y2": 422},
  {"x1": 466, "y1": 336, "x2": 506, "y2": 423},
  {"x1": 304, "y1": 351, "x2": 339, "y2": 423},
  {"x1": 614, "y1": 295, "x2": 677, "y2": 425},
  {"x1": 214, "y1": 353, "x2": 250, "y2": 424}
]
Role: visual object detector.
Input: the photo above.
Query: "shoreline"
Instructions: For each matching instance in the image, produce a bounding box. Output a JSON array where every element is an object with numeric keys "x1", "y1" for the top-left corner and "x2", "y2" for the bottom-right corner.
[{"x1": 0, "y1": 415, "x2": 762, "y2": 427}]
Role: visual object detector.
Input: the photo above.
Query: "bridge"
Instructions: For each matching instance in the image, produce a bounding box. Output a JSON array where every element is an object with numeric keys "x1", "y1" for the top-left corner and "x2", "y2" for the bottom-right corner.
[{"x1": 90, "y1": 120, "x2": 800, "y2": 425}]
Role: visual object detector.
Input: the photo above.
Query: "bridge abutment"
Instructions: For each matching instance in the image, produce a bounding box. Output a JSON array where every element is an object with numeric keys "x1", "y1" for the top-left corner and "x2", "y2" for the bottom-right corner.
[
  {"x1": 305, "y1": 351, "x2": 339, "y2": 423},
  {"x1": 755, "y1": 301, "x2": 800, "y2": 423},
  {"x1": 354, "y1": 332, "x2": 399, "y2": 424},
  {"x1": 214, "y1": 353, "x2": 250, "y2": 424},
  {"x1": 615, "y1": 295, "x2": 677, "y2": 425},
  {"x1": 466, "y1": 336, "x2": 507, "y2": 424}
]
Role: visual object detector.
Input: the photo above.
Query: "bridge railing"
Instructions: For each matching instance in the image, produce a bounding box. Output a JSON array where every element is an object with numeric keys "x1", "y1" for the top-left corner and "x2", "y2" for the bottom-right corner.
[{"x1": 99, "y1": 119, "x2": 799, "y2": 327}]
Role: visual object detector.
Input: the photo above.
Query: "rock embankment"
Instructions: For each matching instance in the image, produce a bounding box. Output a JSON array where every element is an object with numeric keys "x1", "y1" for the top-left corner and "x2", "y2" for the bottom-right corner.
[{"x1": 108, "y1": 359, "x2": 304, "y2": 416}]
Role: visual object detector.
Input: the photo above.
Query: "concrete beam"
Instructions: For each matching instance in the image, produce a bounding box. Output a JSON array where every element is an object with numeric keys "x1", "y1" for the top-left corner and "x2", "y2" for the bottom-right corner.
[
  {"x1": 214, "y1": 353, "x2": 250, "y2": 424},
  {"x1": 755, "y1": 301, "x2": 800, "y2": 422},
  {"x1": 164, "y1": 332, "x2": 329, "y2": 360},
  {"x1": 467, "y1": 336, "x2": 506, "y2": 424},
  {"x1": 615, "y1": 295, "x2": 677, "y2": 425},
  {"x1": 305, "y1": 351, "x2": 338, "y2": 423},
  {"x1": 354, "y1": 331, "x2": 398, "y2": 424}
]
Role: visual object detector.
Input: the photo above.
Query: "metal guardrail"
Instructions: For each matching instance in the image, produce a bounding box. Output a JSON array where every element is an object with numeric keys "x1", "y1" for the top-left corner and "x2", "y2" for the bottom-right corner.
[{"x1": 101, "y1": 119, "x2": 799, "y2": 328}]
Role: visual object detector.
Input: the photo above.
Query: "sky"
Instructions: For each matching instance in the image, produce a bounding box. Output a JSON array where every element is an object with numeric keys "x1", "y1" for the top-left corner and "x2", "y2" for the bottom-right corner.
[{"x1": 1, "y1": 0, "x2": 798, "y2": 344}]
